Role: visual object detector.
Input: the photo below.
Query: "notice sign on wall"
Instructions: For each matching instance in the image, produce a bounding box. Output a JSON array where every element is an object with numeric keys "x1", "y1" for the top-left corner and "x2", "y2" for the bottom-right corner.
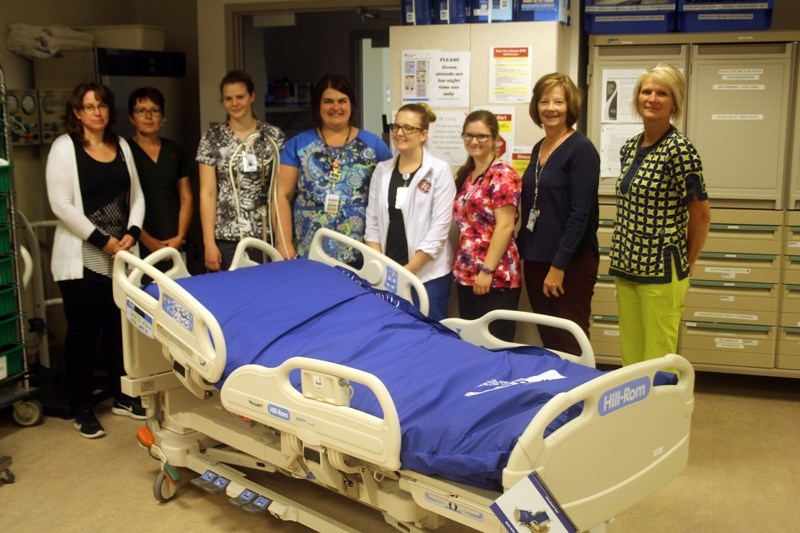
[
  {"x1": 402, "y1": 50, "x2": 470, "y2": 108},
  {"x1": 489, "y1": 46, "x2": 533, "y2": 104}
]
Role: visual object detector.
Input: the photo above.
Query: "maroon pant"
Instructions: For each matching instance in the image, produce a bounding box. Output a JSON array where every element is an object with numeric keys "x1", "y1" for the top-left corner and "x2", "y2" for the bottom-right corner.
[{"x1": 524, "y1": 247, "x2": 599, "y2": 355}]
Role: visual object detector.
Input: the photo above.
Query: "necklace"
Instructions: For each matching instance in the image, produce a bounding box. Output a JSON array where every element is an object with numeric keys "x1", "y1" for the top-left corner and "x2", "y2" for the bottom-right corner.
[
  {"x1": 526, "y1": 130, "x2": 573, "y2": 233},
  {"x1": 462, "y1": 157, "x2": 495, "y2": 203},
  {"x1": 320, "y1": 126, "x2": 353, "y2": 180}
]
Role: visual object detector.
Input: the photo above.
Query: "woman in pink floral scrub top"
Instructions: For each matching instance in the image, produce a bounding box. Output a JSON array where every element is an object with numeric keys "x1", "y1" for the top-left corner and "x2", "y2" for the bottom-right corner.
[{"x1": 453, "y1": 110, "x2": 522, "y2": 342}]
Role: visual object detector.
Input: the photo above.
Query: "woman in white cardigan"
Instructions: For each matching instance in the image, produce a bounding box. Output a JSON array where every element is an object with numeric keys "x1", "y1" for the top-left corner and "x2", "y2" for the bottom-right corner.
[
  {"x1": 46, "y1": 82, "x2": 144, "y2": 439},
  {"x1": 365, "y1": 103, "x2": 456, "y2": 321}
]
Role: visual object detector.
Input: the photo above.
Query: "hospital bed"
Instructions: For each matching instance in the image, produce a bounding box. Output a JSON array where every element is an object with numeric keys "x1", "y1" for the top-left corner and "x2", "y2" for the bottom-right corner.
[{"x1": 112, "y1": 228, "x2": 695, "y2": 533}]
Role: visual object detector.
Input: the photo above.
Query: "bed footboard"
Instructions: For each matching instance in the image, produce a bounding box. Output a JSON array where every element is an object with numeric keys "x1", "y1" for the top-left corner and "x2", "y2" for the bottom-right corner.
[
  {"x1": 221, "y1": 356, "x2": 402, "y2": 471},
  {"x1": 308, "y1": 228, "x2": 429, "y2": 316},
  {"x1": 442, "y1": 309, "x2": 595, "y2": 368},
  {"x1": 505, "y1": 353, "x2": 695, "y2": 531}
]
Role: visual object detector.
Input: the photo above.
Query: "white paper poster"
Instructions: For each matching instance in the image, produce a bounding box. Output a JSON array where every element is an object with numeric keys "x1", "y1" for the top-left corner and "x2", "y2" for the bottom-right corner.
[
  {"x1": 427, "y1": 109, "x2": 470, "y2": 167},
  {"x1": 402, "y1": 50, "x2": 470, "y2": 108},
  {"x1": 489, "y1": 46, "x2": 533, "y2": 104},
  {"x1": 600, "y1": 69, "x2": 642, "y2": 123}
]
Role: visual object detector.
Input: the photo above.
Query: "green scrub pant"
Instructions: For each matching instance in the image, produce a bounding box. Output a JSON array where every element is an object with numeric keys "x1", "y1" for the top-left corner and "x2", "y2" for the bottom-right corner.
[{"x1": 614, "y1": 270, "x2": 689, "y2": 366}]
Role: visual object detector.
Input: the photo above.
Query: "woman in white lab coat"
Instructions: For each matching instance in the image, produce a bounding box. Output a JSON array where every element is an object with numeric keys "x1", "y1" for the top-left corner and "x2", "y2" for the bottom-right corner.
[{"x1": 365, "y1": 103, "x2": 456, "y2": 321}]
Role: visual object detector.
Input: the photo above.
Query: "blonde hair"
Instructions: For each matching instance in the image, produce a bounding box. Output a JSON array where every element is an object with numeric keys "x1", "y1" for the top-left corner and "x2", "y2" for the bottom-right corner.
[
  {"x1": 633, "y1": 63, "x2": 686, "y2": 124},
  {"x1": 397, "y1": 102, "x2": 437, "y2": 130}
]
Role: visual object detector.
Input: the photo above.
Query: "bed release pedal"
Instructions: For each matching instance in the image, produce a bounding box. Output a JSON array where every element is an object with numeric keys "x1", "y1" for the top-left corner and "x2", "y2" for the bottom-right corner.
[
  {"x1": 229, "y1": 488, "x2": 258, "y2": 508},
  {"x1": 242, "y1": 495, "x2": 273, "y2": 515}
]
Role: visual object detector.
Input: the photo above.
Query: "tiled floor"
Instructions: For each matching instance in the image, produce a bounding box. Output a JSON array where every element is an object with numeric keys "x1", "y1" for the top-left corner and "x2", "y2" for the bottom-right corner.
[{"x1": 2, "y1": 370, "x2": 798, "y2": 532}]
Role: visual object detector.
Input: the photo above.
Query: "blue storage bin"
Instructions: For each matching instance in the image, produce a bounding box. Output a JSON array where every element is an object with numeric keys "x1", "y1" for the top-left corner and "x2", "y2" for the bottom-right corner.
[
  {"x1": 402, "y1": 0, "x2": 435, "y2": 25},
  {"x1": 585, "y1": 0, "x2": 677, "y2": 34},
  {"x1": 517, "y1": 0, "x2": 563, "y2": 22},
  {"x1": 677, "y1": 1, "x2": 773, "y2": 32},
  {"x1": 435, "y1": 0, "x2": 471, "y2": 23}
]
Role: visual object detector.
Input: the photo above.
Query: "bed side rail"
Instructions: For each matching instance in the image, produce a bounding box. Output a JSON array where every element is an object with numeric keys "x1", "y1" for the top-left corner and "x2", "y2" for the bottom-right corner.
[
  {"x1": 441, "y1": 309, "x2": 595, "y2": 368},
  {"x1": 221, "y1": 356, "x2": 402, "y2": 471},
  {"x1": 230, "y1": 237, "x2": 284, "y2": 270},
  {"x1": 112, "y1": 250, "x2": 228, "y2": 383},
  {"x1": 504, "y1": 353, "x2": 695, "y2": 530},
  {"x1": 308, "y1": 227, "x2": 430, "y2": 317}
]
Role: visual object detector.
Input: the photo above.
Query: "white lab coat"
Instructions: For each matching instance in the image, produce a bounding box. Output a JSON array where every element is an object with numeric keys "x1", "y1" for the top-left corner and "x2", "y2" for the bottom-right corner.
[
  {"x1": 46, "y1": 133, "x2": 144, "y2": 281},
  {"x1": 365, "y1": 148, "x2": 456, "y2": 283}
]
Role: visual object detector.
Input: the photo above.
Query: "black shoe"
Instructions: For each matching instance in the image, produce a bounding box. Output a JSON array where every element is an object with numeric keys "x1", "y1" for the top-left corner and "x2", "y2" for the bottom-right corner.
[
  {"x1": 73, "y1": 410, "x2": 106, "y2": 439},
  {"x1": 111, "y1": 397, "x2": 146, "y2": 420}
]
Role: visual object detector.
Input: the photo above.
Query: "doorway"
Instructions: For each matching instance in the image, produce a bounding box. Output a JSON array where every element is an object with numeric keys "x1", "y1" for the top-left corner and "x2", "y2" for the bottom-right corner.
[{"x1": 239, "y1": 8, "x2": 400, "y2": 139}]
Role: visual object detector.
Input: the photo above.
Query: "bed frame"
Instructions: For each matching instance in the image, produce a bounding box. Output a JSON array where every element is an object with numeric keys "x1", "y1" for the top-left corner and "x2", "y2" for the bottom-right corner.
[{"x1": 112, "y1": 229, "x2": 694, "y2": 533}]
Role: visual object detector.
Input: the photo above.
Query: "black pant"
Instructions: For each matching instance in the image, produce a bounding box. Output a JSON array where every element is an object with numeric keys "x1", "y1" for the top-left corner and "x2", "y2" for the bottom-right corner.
[
  {"x1": 456, "y1": 284, "x2": 521, "y2": 343},
  {"x1": 58, "y1": 270, "x2": 123, "y2": 413},
  {"x1": 524, "y1": 247, "x2": 599, "y2": 355}
]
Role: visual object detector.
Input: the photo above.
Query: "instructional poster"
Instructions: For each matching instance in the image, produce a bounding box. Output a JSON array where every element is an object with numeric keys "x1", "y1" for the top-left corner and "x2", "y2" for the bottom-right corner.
[
  {"x1": 402, "y1": 50, "x2": 470, "y2": 108},
  {"x1": 483, "y1": 106, "x2": 516, "y2": 164},
  {"x1": 598, "y1": 68, "x2": 643, "y2": 178},
  {"x1": 489, "y1": 46, "x2": 533, "y2": 104}
]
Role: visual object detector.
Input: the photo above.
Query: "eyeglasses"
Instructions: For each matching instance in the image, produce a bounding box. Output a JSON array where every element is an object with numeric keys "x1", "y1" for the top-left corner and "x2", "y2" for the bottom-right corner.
[
  {"x1": 133, "y1": 107, "x2": 163, "y2": 116},
  {"x1": 389, "y1": 123, "x2": 424, "y2": 134},
  {"x1": 461, "y1": 133, "x2": 492, "y2": 143},
  {"x1": 81, "y1": 103, "x2": 109, "y2": 113}
]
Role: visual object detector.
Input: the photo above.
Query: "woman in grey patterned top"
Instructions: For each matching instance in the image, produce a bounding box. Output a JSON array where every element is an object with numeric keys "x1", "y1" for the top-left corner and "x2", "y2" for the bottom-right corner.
[{"x1": 197, "y1": 70, "x2": 285, "y2": 271}]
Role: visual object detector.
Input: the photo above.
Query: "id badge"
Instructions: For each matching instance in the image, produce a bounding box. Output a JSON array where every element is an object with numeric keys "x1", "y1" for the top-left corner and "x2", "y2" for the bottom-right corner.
[
  {"x1": 395, "y1": 187, "x2": 408, "y2": 209},
  {"x1": 526, "y1": 208, "x2": 540, "y2": 232},
  {"x1": 242, "y1": 153, "x2": 257, "y2": 172},
  {"x1": 324, "y1": 193, "x2": 340, "y2": 215},
  {"x1": 237, "y1": 216, "x2": 252, "y2": 233}
]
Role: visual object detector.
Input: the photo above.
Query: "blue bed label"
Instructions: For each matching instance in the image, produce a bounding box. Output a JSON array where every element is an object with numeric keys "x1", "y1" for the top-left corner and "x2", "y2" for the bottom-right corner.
[
  {"x1": 384, "y1": 265, "x2": 399, "y2": 293},
  {"x1": 161, "y1": 294, "x2": 194, "y2": 332},
  {"x1": 125, "y1": 300, "x2": 154, "y2": 338},
  {"x1": 268, "y1": 404, "x2": 290, "y2": 421},
  {"x1": 598, "y1": 377, "x2": 651, "y2": 416}
]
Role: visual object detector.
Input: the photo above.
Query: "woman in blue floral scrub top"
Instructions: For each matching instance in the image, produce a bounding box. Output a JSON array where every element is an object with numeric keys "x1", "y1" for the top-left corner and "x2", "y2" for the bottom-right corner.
[{"x1": 274, "y1": 73, "x2": 392, "y2": 264}]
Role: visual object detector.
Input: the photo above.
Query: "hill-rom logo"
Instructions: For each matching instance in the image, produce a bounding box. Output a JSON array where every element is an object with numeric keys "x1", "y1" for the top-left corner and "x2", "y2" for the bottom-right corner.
[
  {"x1": 268, "y1": 404, "x2": 290, "y2": 421},
  {"x1": 598, "y1": 377, "x2": 651, "y2": 416}
]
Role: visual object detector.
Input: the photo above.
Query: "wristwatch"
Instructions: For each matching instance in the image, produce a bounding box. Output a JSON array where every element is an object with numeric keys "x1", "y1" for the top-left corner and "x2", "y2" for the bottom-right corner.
[{"x1": 480, "y1": 266, "x2": 494, "y2": 275}]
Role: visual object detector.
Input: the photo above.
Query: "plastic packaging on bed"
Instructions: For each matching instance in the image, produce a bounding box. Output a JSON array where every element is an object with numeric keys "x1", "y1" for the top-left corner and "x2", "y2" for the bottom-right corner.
[{"x1": 144, "y1": 260, "x2": 672, "y2": 490}]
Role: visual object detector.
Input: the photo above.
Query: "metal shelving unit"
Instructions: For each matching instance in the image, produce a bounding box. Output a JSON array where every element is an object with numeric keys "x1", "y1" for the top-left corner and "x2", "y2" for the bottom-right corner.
[{"x1": 0, "y1": 63, "x2": 44, "y2": 485}]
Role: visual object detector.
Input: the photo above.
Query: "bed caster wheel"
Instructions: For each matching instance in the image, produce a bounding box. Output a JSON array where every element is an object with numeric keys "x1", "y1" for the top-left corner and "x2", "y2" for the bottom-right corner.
[
  {"x1": 1, "y1": 468, "x2": 15, "y2": 484},
  {"x1": 12, "y1": 400, "x2": 43, "y2": 427},
  {"x1": 153, "y1": 471, "x2": 178, "y2": 503}
]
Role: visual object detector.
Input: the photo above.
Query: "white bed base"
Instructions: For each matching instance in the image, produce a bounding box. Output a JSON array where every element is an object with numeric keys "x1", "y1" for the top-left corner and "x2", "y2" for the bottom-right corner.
[{"x1": 112, "y1": 231, "x2": 695, "y2": 533}]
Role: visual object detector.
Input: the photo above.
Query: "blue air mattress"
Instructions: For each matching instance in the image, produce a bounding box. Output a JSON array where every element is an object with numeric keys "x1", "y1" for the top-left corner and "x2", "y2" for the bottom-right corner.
[{"x1": 146, "y1": 260, "x2": 658, "y2": 490}]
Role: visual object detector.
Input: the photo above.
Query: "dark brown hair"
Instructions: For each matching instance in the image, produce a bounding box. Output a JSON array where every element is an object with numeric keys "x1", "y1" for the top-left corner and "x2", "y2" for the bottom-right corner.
[
  {"x1": 128, "y1": 86, "x2": 165, "y2": 116},
  {"x1": 64, "y1": 82, "x2": 117, "y2": 146},
  {"x1": 311, "y1": 73, "x2": 357, "y2": 128},
  {"x1": 455, "y1": 110, "x2": 499, "y2": 189}
]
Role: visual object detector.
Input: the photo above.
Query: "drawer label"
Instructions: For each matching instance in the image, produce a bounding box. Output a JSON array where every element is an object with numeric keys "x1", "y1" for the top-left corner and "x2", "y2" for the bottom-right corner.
[{"x1": 714, "y1": 338, "x2": 759, "y2": 349}]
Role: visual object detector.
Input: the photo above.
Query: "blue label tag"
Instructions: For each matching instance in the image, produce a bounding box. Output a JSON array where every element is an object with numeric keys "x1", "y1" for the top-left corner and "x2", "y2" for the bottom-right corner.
[
  {"x1": 598, "y1": 376, "x2": 651, "y2": 416},
  {"x1": 268, "y1": 404, "x2": 290, "y2": 421},
  {"x1": 384, "y1": 266, "x2": 399, "y2": 293}
]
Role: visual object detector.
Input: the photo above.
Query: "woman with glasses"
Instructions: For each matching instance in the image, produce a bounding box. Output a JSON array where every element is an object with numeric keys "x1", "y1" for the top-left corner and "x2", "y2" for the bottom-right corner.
[
  {"x1": 517, "y1": 73, "x2": 600, "y2": 355},
  {"x1": 274, "y1": 73, "x2": 391, "y2": 263},
  {"x1": 365, "y1": 103, "x2": 456, "y2": 320},
  {"x1": 127, "y1": 87, "x2": 192, "y2": 263},
  {"x1": 453, "y1": 110, "x2": 522, "y2": 342},
  {"x1": 46, "y1": 82, "x2": 145, "y2": 438},
  {"x1": 197, "y1": 70, "x2": 285, "y2": 272}
]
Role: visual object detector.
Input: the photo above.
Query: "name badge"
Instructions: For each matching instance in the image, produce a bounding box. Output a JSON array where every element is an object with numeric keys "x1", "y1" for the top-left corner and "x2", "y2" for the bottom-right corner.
[
  {"x1": 324, "y1": 193, "x2": 340, "y2": 215},
  {"x1": 526, "y1": 208, "x2": 540, "y2": 232},
  {"x1": 242, "y1": 153, "x2": 257, "y2": 172},
  {"x1": 395, "y1": 187, "x2": 408, "y2": 209}
]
